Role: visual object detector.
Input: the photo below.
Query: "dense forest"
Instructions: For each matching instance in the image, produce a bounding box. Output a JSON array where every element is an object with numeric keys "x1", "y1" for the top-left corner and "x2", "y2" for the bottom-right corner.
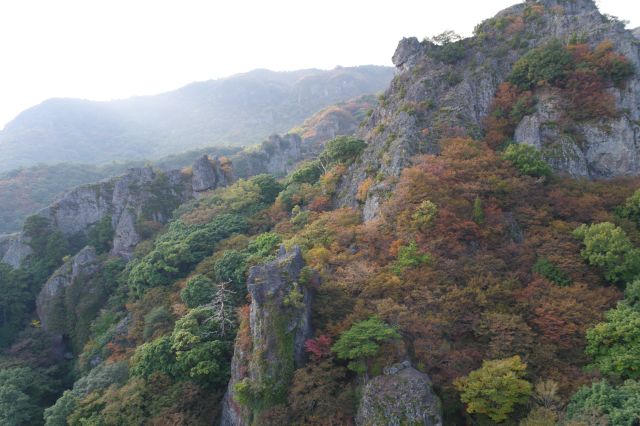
[{"x1": 1, "y1": 0, "x2": 640, "y2": 425}]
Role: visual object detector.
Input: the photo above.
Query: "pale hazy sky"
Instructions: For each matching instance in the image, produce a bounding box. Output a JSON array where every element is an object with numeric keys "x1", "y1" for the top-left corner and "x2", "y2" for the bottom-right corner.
[{"x1": 0, "y1": 0, "x2": 638, "y2": 128}]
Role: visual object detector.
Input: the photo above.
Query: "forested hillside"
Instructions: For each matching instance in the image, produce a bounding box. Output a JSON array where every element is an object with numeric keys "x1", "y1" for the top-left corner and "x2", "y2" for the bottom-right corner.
[
  {"x1": 1, "y1": 0, "x2": 640, "y2": 425},
  {"x1": 0, "y1": 66, "x2": 393, "y2": 172}
]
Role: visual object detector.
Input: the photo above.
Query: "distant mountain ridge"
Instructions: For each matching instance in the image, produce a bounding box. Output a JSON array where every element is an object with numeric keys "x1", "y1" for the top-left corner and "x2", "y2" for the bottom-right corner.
[
  {"x1": 0, "y1": 66, "x2": 393, "y2": 172},
  {"x1": 0, "y1": 94, "x2": 376, "y2": 233}
]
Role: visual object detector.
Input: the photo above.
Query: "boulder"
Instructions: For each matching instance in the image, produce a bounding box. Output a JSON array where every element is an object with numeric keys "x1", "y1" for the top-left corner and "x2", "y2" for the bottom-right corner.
[
  {"x1": 357, "y1": 361, "x2": 443, "y2": 426},
  {"x1": 392, "y1": 37, "x2": 424, "y2": 71},
  {"x1": 191, "y1": 155, "x2": 227, "y2": 194}
]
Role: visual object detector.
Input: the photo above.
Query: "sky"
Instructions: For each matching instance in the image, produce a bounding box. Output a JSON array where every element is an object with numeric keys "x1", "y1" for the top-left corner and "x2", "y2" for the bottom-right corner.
[{"x1": 0, "y1": 0, "x2": 638, "y2": 129}]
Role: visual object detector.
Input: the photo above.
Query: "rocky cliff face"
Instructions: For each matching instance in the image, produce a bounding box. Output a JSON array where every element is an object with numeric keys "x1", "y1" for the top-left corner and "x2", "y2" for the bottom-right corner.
[
  {"x1": 37, "y1": 166, "x2": 190, "y2": 259},
  {"x1": 2, "y1": 155, "x2": 229, "y2": 268},
  {"x1": 221, "y1": 246, "x2": 314, "y2": 425},
  {"x1": 191, "y1": 155, "x2": 229, "y2": 196},
  {"x1": 356, "y1": 361, "x2": 443, "y2": 426},
  {"x1": 0, "y1": 232, "x2": 32, "y2": 268},
  {"x1": 337, "y1": 0, "x2": 640, "y2": 219},
  {"x1": 230, "y1": 97, "x2": 379, "y2": 181},
  {"x1": 291, "y1": 95, "x2": 378, "y2": 148},
  {"x1": 35, "y1": 247, "x2": 100, "y2": 338},
  {"x1": 514, "y1": 86, "x2": 640, "y2": 178},
  {"x1": 231, "y1": 134, "x2": 312, "y2": 179}
]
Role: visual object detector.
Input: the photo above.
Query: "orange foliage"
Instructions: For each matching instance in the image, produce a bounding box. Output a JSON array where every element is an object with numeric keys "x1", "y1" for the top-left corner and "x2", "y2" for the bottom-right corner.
[
  {"x1": 283, "y1": 134, "x2": 638, "y2": 413},
  {"x1": 356, "y1": 177, "x2": 374, "y2": 203},
  {"x1": 308, "y1": 195, "x2": 332, "y2": 212},
  {"x1": 564, "y1": 69, "x2": 616, "y2": 120},
  {"x1": 506, "y1": 16, "x2": 524, "y2": 35},
  {"x1": 484, "y1": 83, "x2": 535, "y2": 149}
]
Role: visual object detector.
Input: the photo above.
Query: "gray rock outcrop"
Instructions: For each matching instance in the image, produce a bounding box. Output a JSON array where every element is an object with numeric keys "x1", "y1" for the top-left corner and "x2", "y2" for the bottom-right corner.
[
  {"x1": 35, "y1": 166, "x2": 189, "y2": 259},
  {"x1": 4, "y1": 155, "x2": 229, "y2": 267},
  {"x1": 514, "y1": 88, "x2": 640, "y2": 177},
  {"x1": 392, "y1": 37, "x2": 424, "y2": 72},
  {"x1": 191, "y1": 155, "x2": 227, "y2": 195},
  {"x1": 220, "y1": 245, "x2": 314, "y2": 425},
  {"x1": 0, "y1": 233, "x2": 32, "y2": 268},
  {"x1": 337, "y1": 0, "x2": 640, "y2": 219},
  {"x1": 296, "y1": 106, "x2": 363, "y2": 148},
  {"x1": 356, "y1": 361, "x2": 443, "y2": 426},
  {"x1": 36, "y1": 246, "x2": 99, "y2": 333},
  {"x1": 232, "y1": 134, "x2": 308, "y2": 179}
]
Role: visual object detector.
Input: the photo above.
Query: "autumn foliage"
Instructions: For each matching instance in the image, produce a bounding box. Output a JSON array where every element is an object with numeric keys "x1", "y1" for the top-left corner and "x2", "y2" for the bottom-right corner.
[{"x1": 486, "y1": 40, "x2": 634, "y2": 149}]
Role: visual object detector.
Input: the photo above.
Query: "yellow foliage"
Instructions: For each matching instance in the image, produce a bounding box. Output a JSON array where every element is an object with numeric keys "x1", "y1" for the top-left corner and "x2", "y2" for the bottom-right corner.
[
  {"x1": 320, "y1": 164, "x2": 347, "y2": 195},
  {"x1": 306, "y1": 247, "x2": 331, "y2": 269},
  {"x1": 357, "y1": 177, "x2": 374, "y2": 203}
]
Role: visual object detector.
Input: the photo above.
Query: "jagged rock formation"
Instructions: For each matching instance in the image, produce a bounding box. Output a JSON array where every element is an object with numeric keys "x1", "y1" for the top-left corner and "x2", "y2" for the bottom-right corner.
[
  {"x1": 297, "y1": 107, "x2": 360, "y2": 146},
  {"x1": 232, "y1": 134, "x2": 311, "y2": 179},
  {"x1": 1, "y1": 155, "x2": 229, "y2": 268},
  {"x1": 35, "y1": 246, "x2": 100, "y2": 337},
  {"x1": 37, "y1": 166, "x2": 190, "y2": 259},
  {"x1": 291, "y1": 94, "x2": 378, "y2": 148},
  {"x1": 230, "y1": 96, "x2": 379, "y2": 180},
  {"x1": 514, "y1": 87, "x2": 640, "y2": 178},
  {"x1": 0, "y1": 232, "x2": 32, "y2": 268},
  {"x1": 356, "y1": 361, "x2": 443, "y2": 426},
  {"x1": 337, "y1": 0, "x2": 640, "y2": 219},
  {"x1": 191, "y1": 155, "x2": 228, "y2": 196},
  {"x1": 0, "y1": 146, "x2": 241, "y2": 235},
  {"x1": 221, "y1": 246, "x2": 314, "y2": 425}
]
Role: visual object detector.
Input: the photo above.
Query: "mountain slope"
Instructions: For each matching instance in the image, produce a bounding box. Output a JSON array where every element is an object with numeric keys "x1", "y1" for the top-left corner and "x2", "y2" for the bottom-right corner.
[
  {"x1": 0, "y1": 66, "x2": 393, "y2": 172},
  {"x1": 4, "y1": 1, "x2": 640, "y2": 425}
]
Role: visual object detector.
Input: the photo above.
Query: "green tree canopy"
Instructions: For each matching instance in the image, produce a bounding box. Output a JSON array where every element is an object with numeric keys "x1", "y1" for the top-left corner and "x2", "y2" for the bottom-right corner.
[
  {"x1": 249, "y1": 174, "x2": 283, "y2": 205},
  {"x1": 573, "y1": 222, "x2": 640, "y2": 285},
  {"x1": 454, "y1": 355, "x2": 532, "y2": 422},
  {"x1": 502, "y1": 144, "x2": 551, "y2": 178},
  {"x1": 331, "y1": 316, "x2": 400, "y2": 376},
  {"x1": 180, "y1": 274, "x2": 217, "y2": 308},
  {"x1": 586, "y1": 303, "x2": 640, "y2": 379},
  {"x1": 393, "y1": 241, "x2": 431, "y2": 275},
  {"x1": 0, "y1": 385, "x2": 36, "y2": 426},
  {"x1": 567, "y1": 380, "x2": 640, "y2": 426},
  {"x1": 247, "y1": 232, "x2": 281, "y2": 259},
  {"x1": 288, "y1": 160, "x2": 323, "y2": 185},
  {"x1": 509, "y1": 40, "x2": 572, "y2": 89},
  {"x1": 617, "y1": 188, "x2": 640, "y2": 226},
  {"x1": 213, "y1": 250, "x2": 248, "y2": 305},
  {"x1": 320, "y1": 136, "x2": 366, "y2": 167}
]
